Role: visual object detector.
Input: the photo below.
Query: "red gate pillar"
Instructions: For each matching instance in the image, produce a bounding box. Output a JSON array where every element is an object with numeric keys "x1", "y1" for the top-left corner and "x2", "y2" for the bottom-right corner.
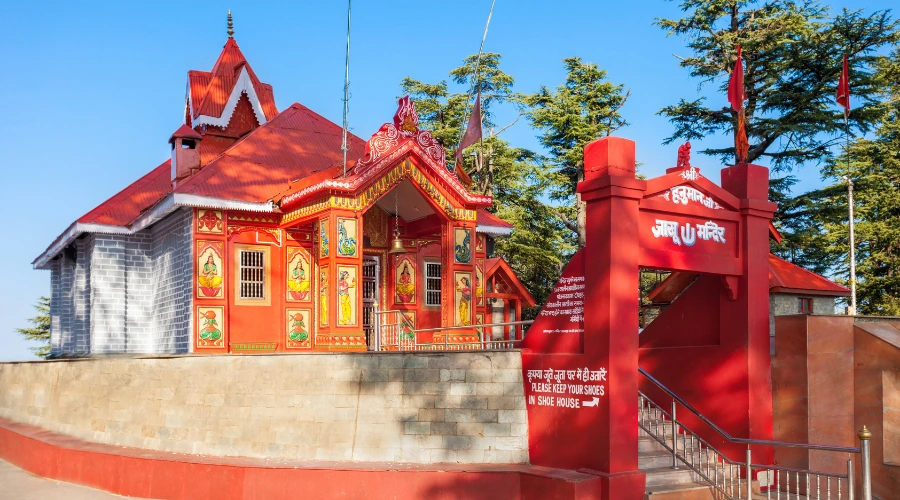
[
  {"x1": 720, "y1": 163, "x2": 777, "y2": 464},
  {"x1": 577, "y1": 137, "x2": 647, "y2": 497}
]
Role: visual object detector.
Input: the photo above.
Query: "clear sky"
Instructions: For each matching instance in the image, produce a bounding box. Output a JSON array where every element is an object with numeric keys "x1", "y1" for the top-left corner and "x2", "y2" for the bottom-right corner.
[{"x1": 0, "y1": 0, "x2": 890, "y2": 360}]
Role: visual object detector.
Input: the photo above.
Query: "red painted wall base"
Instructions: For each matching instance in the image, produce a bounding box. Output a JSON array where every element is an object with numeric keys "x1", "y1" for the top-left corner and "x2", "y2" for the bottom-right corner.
[{"x1": 0, "y1": 418, "x2": 614, "y2": 500}]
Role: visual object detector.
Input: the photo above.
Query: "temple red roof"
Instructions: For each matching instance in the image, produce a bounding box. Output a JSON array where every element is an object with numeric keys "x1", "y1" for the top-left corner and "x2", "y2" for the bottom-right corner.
[
  {"x1": 175, "y1": 103, "x2": 366, "y2": 203},
  {"x1": 188, "y1": 38, "x2": 278, "y2": 127},
  {"x1": 768, "y1": 254, "x2": 850, "y2": 296},
  {"x1": 477, "y1": 209, "x2": 513, "y2": 229},
  {"x1": 648, "y1": 254, "x2": 849, "y2": 302},
  {"x1": 76, "y1": 160, "x2": 172, "y2": 227}
]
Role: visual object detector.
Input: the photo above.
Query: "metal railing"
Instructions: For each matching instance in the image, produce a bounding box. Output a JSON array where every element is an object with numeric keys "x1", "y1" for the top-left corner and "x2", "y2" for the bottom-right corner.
[
  {"x1": 638, "y1": 367, "x2": 872, "y2": 500},
  {"x1": 372, "y1": 308, "x2": 532, "y2": 351}
]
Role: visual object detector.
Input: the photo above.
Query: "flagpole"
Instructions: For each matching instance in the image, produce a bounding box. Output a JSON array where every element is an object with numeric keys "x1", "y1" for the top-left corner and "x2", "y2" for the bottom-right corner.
[
  {"x1": 844, "y1": 112, "x2": 857, "y2": 316},
  {"x1": 458, "y1": 0, "x2": 496, "y2": 149},
  {"x1": 341, "y1": 0, "x2": 351, "y2": 178}
]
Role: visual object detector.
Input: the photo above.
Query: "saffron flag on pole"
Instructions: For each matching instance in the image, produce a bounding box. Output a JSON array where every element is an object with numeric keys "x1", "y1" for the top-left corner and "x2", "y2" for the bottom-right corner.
[
  {"x1": 728, "y1": 45, "x2": 749, "y2": 164},
  {"x1": 455, "y1": 92, "x2": 482, "y2": 187},
  {"x1": 836, "y1": 54, "x2": 850, "y2": 122}
]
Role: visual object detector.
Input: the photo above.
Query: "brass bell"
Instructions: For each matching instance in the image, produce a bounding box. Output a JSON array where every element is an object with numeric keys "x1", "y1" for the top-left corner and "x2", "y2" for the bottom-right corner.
[{"x1": 389, "y1": 234, "x2": 405, "y2": 254}]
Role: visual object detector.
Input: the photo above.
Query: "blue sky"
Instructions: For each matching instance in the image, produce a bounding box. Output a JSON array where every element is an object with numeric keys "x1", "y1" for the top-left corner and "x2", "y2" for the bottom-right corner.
[{"x1": 0, "y1": 0, "x2": 890, "y2": 360}]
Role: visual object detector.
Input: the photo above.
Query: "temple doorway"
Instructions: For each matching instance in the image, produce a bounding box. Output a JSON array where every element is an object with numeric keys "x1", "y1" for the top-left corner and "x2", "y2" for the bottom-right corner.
[{"x1": 362, "y1": 255, "x2": 380, "y2": 348}]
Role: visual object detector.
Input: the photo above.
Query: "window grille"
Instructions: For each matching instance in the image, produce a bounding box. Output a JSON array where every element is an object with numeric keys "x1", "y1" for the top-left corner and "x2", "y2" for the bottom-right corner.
[
  {"x1": 425, "y1": 262, "x2": 442, "y2": 306},
  {"x1": 239, "y1": 250, "x2": 266, "y2": 300},
  {"x1": 798, "y1": 297, "x2": 812, "y2": 314}
]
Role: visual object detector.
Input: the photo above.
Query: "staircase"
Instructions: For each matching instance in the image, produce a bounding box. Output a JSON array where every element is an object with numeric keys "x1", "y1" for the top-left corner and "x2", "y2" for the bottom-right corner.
[{"x1": 638, "y1": 406, "x2": 746, "y2": 499}]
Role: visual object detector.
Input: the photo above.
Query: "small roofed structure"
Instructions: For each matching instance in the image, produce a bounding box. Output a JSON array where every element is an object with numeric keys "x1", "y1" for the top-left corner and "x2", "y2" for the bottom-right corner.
[{"x1": 485, "y1": 257, "x2": 536, "y2": 342}]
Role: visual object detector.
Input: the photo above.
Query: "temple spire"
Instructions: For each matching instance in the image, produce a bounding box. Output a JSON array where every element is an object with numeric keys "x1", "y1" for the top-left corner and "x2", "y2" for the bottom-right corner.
[{"x1": 227, "y1": 10, "x2": 234, "y2": 38}]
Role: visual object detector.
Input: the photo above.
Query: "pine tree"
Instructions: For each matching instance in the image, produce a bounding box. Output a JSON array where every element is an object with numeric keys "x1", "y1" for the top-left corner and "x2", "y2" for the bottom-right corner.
[
  {"x1": 519, "y1": 57, "x2": 630, "y2": 248},
  {"x1": 777, "y1": 50, "x2": 900, "y2": 314},
  {"x1": 16, "y1": 296, "x2": 51, "y2": 359},
  {"x1": 401, "y1": 55, "x2": 576, "y2": 314},
  {"x1": 656, "y1": 1, "x2": 897, "y2": 170}
]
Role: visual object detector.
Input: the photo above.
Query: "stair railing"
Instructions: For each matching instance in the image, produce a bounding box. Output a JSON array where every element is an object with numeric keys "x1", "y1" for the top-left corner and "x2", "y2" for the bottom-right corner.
[{"x1": 638, "y1": 367, "x2": 872, "y2": 500}]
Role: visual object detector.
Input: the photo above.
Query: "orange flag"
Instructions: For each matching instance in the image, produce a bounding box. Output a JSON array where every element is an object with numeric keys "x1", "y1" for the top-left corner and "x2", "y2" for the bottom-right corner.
[{"x1": 728, "y1": 45, "x2": 749, "y2": 164}]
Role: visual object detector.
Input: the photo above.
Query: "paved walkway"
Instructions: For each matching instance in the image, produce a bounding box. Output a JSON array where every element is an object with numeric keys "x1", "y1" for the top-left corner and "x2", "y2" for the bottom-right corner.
[{"x1": 0, "y1": 459, "x2": 138, "y2": 499}]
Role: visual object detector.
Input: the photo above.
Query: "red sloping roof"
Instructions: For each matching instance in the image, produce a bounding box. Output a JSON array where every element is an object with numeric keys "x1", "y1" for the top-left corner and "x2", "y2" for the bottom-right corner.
[
  {"x1": 77, "y1": 160, "x2": 172, "y2": 226},
  {"x1": 769, "y1": 254, "x2": 850, "y2": 296},
  {"x1": 477, "y1": 209, "x2": 512, "y2": 228},
  {"x1": 169, "y1": 124, "x2": 203, "y2": 142},
  {"x1": 485, "y1": 257, "x2": 537, "y2": 307},
  {"x1": 175, "y1": 103, "x2": 366, "y2": 202},
  {"x1": 192, "y1": 38, "x2": 278, "y2": 122},
  {"x1": 188, "y1": 70, "x2": 211, "y2": 118}
]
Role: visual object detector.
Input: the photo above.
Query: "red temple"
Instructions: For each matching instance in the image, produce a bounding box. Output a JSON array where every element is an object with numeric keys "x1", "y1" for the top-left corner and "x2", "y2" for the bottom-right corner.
[{"x1": 34, "y1": 31, "x2": 528, "y2": 356}]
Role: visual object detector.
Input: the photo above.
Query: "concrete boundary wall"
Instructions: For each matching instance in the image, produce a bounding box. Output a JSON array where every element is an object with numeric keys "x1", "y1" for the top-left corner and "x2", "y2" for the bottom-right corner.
[{"x1": 0, "y1": 352, "x2": 528, "y2": 465}]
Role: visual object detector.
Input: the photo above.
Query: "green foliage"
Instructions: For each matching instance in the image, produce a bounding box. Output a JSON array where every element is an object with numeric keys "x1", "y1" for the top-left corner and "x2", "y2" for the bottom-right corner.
[
  {"x1": 16, "y1": 296, "x2": 51, "y2": 359},
  {"x1": 401, "y1": 55, "x2": 576, "y2": 313},
  {"x1": 656, "y1": 1, "x2": 898, "y2": 170},
  {"x1": 777, "y1": 50, "x2": 900, "y2": 315},
  {"x1": 519, "y1": 57, "x2": 631, "y2": 247}
]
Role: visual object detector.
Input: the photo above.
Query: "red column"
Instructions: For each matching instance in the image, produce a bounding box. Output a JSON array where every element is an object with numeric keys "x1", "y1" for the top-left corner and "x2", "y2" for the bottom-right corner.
[
  {"x1": 720, "y1": 163, "x2": 777, "y2": 464},
  {"x1": 577, "y1": 137, "x2": 647, "y2": 495}
]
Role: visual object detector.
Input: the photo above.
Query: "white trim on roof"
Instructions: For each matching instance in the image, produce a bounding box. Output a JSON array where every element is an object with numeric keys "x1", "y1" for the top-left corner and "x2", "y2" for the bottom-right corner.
[
  {"x1": 191, "y1": 67, "x2": 268, "y2": 129},
  {"x1": 33, "y1": 193, "x2": 275, "y2": 269},
  {"x1": 477, "y1": 224, "x2": 513, "y2": 237}
]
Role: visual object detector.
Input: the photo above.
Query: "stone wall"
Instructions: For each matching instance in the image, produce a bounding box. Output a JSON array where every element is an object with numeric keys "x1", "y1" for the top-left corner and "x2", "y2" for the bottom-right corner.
[
  {"x1": 148, "y1": 208, "x2": 192, "y2": 353},
  {"x1": 0, "y1": 352, "x2": 529, "y2": 464}
]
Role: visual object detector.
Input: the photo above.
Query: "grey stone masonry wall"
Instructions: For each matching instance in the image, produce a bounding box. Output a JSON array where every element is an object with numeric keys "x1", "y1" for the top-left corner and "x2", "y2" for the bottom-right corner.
[
  {"x1": 0, "y1": 352, "x2": 529, "y2": 464},
  {"x1": 48, "y1": 260, "x2": 62, "y2": 355},
  {"x1": 149, "y1": 209, "x2": 192, "y2": 353},
  {"x1": 769, "y1": 293, "x2": 837, "y2": 354},
  {"x1": 73, "y1": 237, "x2": 92, "y2": 353},
  {"x1": 89, "y1": 232, "x2": 153, "y2": 354}
]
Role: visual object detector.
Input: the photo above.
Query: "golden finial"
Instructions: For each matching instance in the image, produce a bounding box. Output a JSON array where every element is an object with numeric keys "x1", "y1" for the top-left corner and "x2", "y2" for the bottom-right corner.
[
  {"x1": 227, "y1": 10, "x2": 234, "y2": 38},
  {"x1": 858, "y1": 426, "x2": 872, "y2": 440}
]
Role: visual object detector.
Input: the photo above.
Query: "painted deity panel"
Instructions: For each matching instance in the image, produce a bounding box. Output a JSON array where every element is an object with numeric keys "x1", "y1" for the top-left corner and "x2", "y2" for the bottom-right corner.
[
  {"x1": 319, "y1": 218, "x2": 329, "y2": 258},
  {"x1": 286, "y1": 308, "x2": 312, "y2": 349},
  {"x1": 336, "y1": 265, "x2": 359, "y2": 327},
  {"x1": 319, "y1": 266, "x2": 329, "y2": 326},
  {"x1": 476, "y1": 234, "x2": 485, "y2": 254},
  {"x1": 454, "y1": 271, "x2": 473, "y2": 327},
  {"x1": 286, "y1": 246, "x2": 312, "y2": 302},
  {"x1": 363, "y1": 205, "x2": 390, "y2": 248},
  {"x1": 337, "y1": 218, "x2": 359, "y2": 258},
  {"x1": 399, "y1": 311, "x2": 416, "y2": 341},
  {"x1": 196, "y1": 306, "x2": 225, "y2": 348},
  {"x1": 476, "y1": 313, "x2": 484, "y2": 328},
  {"x1": 394, "y1": 254, "x2": 416, "y2": 304},
  {"x1": 197, "y1": 210, "x2": 224, "y2": 234},
  {"x1": 475, "y1": 258, "x2": 485, "y2": 307},
  {"x1": 454, "y1": 228, "x2": 471, "y2": 264},
  {"x1": 196, "y1": 241, "x2": 224, "y2": 299}
]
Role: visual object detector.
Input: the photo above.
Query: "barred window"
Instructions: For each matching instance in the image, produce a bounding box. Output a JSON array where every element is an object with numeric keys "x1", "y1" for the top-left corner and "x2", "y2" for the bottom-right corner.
[
  {"x1": 425, "y1": 262, "x2": 441, "y2": 306},
  {"x1": 239, "y1": 250, "x2": 266, "y2": 300}
]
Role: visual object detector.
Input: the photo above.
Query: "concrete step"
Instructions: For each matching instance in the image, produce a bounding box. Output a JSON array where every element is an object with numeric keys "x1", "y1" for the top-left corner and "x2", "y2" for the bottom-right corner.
[
  {"x1": 639, "y1": 450, "x2": 676, "y2": 469},
  {"x1": 644, "y1": 481, "x2": 719, "y2": 500},
  {"x1": 643, "y1": 467, "x2": 701, "y2": 488},
  {"x1": 640, "y1": 437, "x2": 667, "y2": 453}
]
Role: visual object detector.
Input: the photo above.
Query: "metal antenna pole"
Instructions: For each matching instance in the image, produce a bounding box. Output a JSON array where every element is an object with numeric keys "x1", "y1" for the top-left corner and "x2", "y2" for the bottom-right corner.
[{"x1": 341, "y1": 0, "x2": 352, "y2": 178}]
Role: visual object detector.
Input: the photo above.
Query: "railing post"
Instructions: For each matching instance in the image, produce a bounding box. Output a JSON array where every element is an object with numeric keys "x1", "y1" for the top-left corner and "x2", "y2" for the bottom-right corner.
[
  {"x1": 746, "y1": 447, "x2": 752, "y2": 500},
  {"x1": 858, "y1": 426, "x2": 871, "y2": 500},
  {"x1": 373, "y1": 305, "x2": 381, "y2": 352},
  {"x1": 671, "y1": 399, "x2": 678, "y2": 469},
  {"x1": 848, "y1": 458, "x2": 854, "y2": 500}
]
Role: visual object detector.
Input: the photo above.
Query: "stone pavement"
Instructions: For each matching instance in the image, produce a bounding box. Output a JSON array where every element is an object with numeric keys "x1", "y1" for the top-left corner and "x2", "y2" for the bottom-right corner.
[{"x1": 0, "y1": 458, "x2": 137, "y2": 499}]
